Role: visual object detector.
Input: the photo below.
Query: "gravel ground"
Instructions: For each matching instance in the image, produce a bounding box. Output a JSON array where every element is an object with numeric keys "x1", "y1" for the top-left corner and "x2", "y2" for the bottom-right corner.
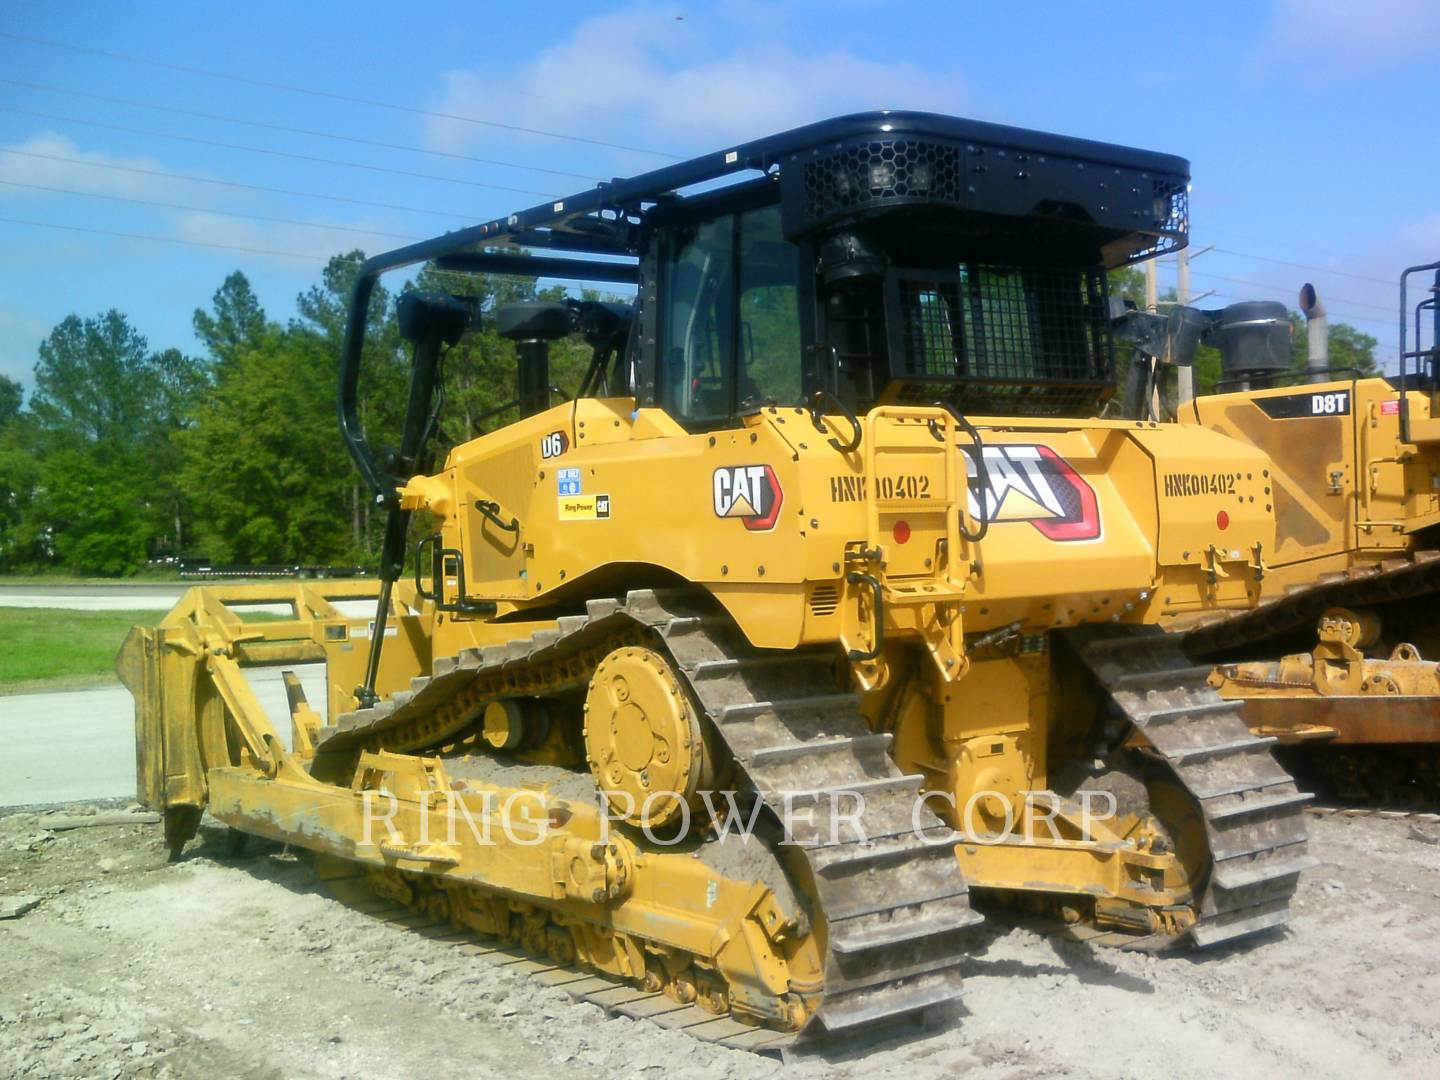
[{"x1": 1, "y1": 805, "x2": 1438, "y2": 1079}]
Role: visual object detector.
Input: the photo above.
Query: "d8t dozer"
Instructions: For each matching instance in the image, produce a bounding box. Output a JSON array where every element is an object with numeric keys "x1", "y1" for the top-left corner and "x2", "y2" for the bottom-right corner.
[
  {"x1": 1163, "y1": 268, "x2": 1440, "y2": 804},
  {"x1": 122, "y1": 112, "x2": 1323, "y2": 1048}
]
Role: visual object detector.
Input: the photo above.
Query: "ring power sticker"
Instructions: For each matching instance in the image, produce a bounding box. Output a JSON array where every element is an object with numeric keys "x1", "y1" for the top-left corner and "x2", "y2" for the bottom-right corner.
[
  {"x1": 556, "y1": 467, "x2": 582, "y2": 496},
  {"x1": 559, "y1": 494, "x2": 610, "y2": 520}
]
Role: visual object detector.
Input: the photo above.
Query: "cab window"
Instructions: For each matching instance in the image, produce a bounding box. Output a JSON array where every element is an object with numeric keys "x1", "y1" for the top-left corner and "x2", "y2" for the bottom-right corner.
[{"x1": 660, "y1": 204, "x2": 799, "y2": 423}]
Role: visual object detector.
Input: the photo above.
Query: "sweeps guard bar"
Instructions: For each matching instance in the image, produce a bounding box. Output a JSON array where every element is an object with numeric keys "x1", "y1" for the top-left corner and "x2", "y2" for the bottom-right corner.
[{"x1": 337, "y1": 248, "x2": 637, "y2": 504}]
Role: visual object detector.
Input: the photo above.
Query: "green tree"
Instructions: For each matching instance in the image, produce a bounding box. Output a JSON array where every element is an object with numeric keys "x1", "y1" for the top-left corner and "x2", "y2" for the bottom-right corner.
[
  {"x1": 1108, "y1": 265, "x2": 1147, "y2": 308},
  {"x1": 25, "y1": 312, "x2": 204, "y2": 573},
  {"x1": 0, "y1": 375, "x2": 20, "y2": 427},
  {"x1": 193, "y1": 271, "x2": 267, "y2": 365},
  {"x1": 30, "y1": 311, "x2": 153, "y2": 444},
  {"x1": 0, "y1": 377, "x2": 41, "y2": 570},
  {"x1": 37, "y1": 447, "x2": 152, "y2": 574},
  {"x1": 1289, "y1": 316, "x2": 1379, "y2": 378},
  {"x1": 179, "y1": 327, "x2": 357, "y2": 564}
]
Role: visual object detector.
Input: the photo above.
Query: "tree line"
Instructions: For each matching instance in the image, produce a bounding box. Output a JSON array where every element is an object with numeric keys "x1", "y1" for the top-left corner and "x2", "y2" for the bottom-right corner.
[
  {"x1": 0, "y1": 252, "x2": 591, "y2": 575},
  {"x1": 0, "y1": 257, "x2": 1383, "y2": 577}
]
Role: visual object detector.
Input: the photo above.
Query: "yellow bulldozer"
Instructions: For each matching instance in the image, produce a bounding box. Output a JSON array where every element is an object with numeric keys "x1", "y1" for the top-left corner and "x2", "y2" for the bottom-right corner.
[
  {"x1": 120, "y1": 111, "x2": 1436, "y2": 1049},
  {"x1": 1173, "y1": 275, "x2": 1440, "y2": 805}
]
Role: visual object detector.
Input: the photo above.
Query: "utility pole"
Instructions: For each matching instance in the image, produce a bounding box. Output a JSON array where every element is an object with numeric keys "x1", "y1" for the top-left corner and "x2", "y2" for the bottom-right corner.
[
  {"x1": 1144, "y1": 258, "x2": 1157, "y2": 312},
  {"x1": 1173, "y1": 243, "x2": 1213, "y2": 406},
  {"x1": 1176, "y1": 247, "x2": 1193, "y2": 405}
]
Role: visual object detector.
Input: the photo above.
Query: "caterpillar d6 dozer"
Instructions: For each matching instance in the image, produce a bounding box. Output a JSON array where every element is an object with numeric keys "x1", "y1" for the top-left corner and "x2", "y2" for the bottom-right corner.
[
  {"x1": 1156, "y1": 270, "x2": 1440, "y2": 805},
  {"x1": 121, "y1": 112, "x2": 1330, "y2": 1050}
]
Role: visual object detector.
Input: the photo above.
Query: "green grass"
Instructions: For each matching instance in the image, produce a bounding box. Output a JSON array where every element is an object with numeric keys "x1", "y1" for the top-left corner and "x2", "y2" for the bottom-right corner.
[
  {"x1": 0, "y1": 606, "x2": 293, "y2": 695},
  {"x1": 0, "y1": 607, "x2": 162, "y2": 694}
]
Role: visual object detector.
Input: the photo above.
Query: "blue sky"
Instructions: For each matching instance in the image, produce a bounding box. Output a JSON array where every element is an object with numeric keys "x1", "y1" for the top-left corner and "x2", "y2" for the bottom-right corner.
[{"x1": 3, "y1": 0, "x2": 1439, "y2": 387}]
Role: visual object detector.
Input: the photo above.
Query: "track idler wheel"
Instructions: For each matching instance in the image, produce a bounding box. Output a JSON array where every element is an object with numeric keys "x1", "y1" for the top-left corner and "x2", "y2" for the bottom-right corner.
[{"x1": 583, "y1": 646, "x2": 716, "y2": 830}]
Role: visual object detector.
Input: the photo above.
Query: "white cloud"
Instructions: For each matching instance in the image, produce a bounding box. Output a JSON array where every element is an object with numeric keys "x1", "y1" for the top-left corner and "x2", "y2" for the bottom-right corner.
[
  {"x1": 1263, "y1": 0, "x2": 1440, "y2": 67},
  {"x1": 0, "y1": 131, "x2": 179, "y2": 200},
  {"x1": 0, "y1": 131, "x2": 405, "y2": 269},
  {"x1": 423, "y1": 4, "x2": 965, "y2": 158}
]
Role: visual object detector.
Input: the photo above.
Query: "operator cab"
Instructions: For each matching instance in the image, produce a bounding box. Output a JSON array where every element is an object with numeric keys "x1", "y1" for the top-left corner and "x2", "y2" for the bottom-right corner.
[{"x1": 630, "y1": 116, "x2": 1190, "y2": 430}]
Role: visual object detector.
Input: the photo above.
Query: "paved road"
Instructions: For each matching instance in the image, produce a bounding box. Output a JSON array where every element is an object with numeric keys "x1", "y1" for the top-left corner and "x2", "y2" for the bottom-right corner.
[
  {"x1": 0, "y1": 583, "x2": 378, "y2": 807},
  {"x1": 0, "y1": 584, "x2": 187, "y2": 611},
  {"x1": 0, "y1": 583, "x2": 375, "y2": 618},
  {"x1": 0, "y1": 663, "x2": 329, "y2": 809}
]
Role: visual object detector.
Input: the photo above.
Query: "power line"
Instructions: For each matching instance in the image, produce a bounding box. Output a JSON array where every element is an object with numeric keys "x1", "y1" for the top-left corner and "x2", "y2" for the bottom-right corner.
[
  {"x1": 0, "y1": 213, "x2": 633, "y2": 285},
  {"x1": 0, "y1": 146, "x2": 474, "y2": 220},
  {"x1": 0, "y1": 105, "x2": 562, "y2": 197},
  {"x1": 1202, "y1": 226, "x2": 1374, "y2": 265},
  {"x1": 0, "y1": 76, "x2": 605, "y2": 183},
  {"x1": 0, "y1": 212, "x2": 365, "y2": 263},
  {"x1": 0, "y1": 179, "x2": 426, "y2": 243},
  {"x1": 1210, "y1": 246, "x2": 1394, "y2": 286},
  {"x1": 1187, "y1": 268, "x2": 1395, "y2": 314},
  {"x1": 0, "y1": 29, "x2": 676, "y2": 160}
]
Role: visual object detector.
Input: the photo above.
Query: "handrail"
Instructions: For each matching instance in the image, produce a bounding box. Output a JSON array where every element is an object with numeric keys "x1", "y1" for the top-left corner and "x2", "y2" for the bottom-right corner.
[
  {"x1": 1398, "y1": 260, "x2": 1440, "y2": 444},
  {"x1": 845, "y1": 571, "x2": 885, "y2": 661},
  {"x1": 808, "y1": 390, "x2": 862, "y2": 452},
  {"x1": 933, "y1": 403, "x2": 990, "y2": 544}
]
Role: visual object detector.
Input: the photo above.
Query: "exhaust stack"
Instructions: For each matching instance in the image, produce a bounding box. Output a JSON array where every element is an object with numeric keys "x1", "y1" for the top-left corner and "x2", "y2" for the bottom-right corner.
[{"x1": 1300, "y1": 282, "x2": 1328, "y2": 383}]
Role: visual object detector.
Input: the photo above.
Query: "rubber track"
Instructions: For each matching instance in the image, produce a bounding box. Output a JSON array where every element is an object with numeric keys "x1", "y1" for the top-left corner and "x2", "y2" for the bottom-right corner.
[
  {"x1": 1184, "y1": 549, "x2": 1440, "y2": 656},
  {"x1": 317, "y1": 588, "x2": 981, "y2": 1040},
  {"x1": 1071, "y1": 627, "x2": 1317, "y2": 947}
]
